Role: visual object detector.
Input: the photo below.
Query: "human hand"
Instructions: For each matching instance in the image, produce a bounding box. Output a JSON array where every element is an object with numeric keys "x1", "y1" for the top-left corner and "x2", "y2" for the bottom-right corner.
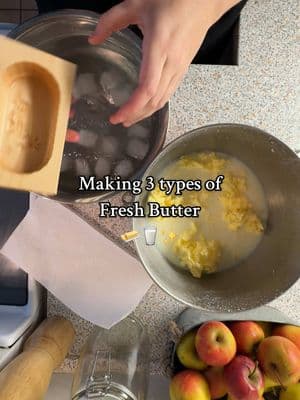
[{"x1": 89, "y1": 0, "x2": 239, "y2": 126}]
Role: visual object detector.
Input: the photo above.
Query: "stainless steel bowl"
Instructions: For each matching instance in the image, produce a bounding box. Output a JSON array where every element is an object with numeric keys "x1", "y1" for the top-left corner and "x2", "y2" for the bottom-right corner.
[
  {"x1": 9, "y1": 10, "x2": 168, "y2": 203},
  {"x1": 133, "y1": 124, "x2": 300, "y2": 312}
]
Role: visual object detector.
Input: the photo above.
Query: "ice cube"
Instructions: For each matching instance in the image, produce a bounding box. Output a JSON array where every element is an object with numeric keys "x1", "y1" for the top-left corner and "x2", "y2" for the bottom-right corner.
[
  {"x1": 78, "y1": 129, "x2": 98, "y2": 148},
  {"x1": 101, "y1": 136, "x2": 120, "y2": 157},
  {"x1": 127, "y1": 124, "x2": 150, "y2": 140},
  {"x1": 73, "y1": 73, "x2": 97, "y2": 99},
  {"x1": 126, "y1": 139, "x2": 149, "y2": 160},
  {"x1": 82, "y1": 95, "x2": 100, "y2": 111},
  {"x1": 110, "y1": 84, "x2": 133, "y2": 107},
  {"x1": 60, "y1": 156, "x2": 73, "y2": 173},
  {"x1": 82, "y1": 94, "x2": 110, "y2": 113},
  {"x1": 75, "y1": 159, "x2": 91, "y2": 176},
  {"x1": 99, "y1": 71, "x2": 134, "y2": 106},
  {"x1": 94, "y1": 157, "x2": 111, "y2": 177},
  {"x1": 114, "y1": 159, "x2": 134, "y2": 178},
  {"x1": 99, "y1": 70, "x2": 123, "y2": 91}
]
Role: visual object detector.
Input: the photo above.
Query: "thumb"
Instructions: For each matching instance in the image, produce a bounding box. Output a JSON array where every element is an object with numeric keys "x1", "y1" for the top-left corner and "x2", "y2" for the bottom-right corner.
[{"x1": 89, "y1": 4, "x2": 134, "y2": 45}]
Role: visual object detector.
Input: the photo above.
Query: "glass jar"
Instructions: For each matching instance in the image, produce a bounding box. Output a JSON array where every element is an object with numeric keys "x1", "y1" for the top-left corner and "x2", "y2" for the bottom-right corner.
[{"x1": 71, "y1": 316, "x2": 150, "y2": 400}]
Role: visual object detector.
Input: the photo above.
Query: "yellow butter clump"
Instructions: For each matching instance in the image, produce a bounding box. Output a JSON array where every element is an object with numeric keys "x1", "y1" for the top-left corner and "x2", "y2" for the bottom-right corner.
[
  {"x1": 147, "y1": 186, "x2": 181, "y2": 207},
  {"x1": 220, "y1": 175, "x2": 263, "y2": 233},
  {"x1": 146, "y1": 152, "x2": 265, "y2": 279},
  {"x1": 173, "y1": 223, "x2": 221, "y2": 278},
  {"x1": 147, "y1": 186, "x2": 183, "y2": 221},
  {"x1": 179, "y1": 152, "x2": 226, "y2": 172}
]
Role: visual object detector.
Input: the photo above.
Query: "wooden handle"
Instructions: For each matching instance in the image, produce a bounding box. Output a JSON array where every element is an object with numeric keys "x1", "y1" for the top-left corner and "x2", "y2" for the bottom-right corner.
[
  {"x1": 24, "y1": 316, "x2": 75, "y2": 368},
  {"x1": 0, "y1": 316, "x2": 75, "y2": 400}
]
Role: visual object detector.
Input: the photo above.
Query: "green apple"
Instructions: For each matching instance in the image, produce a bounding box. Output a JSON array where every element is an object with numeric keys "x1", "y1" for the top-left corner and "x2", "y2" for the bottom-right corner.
[
  {"x1": 279, "y1": 383, "x2": 300, "y2": 400},
  {"x1": 263, "y1": 374, "x2": 280, "y2": 393},
  {"x1": 228, "y1": 396, "x2": 265, "y2": 400},
  {"x1": 176, "y1": 329, "x2": 207, "y2": 370}
]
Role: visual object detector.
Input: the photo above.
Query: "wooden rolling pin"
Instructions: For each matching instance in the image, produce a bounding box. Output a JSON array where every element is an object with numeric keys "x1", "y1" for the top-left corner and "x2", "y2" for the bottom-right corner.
[{"x1": 0, "y1": 316, "x2": 75, "y2": 400}]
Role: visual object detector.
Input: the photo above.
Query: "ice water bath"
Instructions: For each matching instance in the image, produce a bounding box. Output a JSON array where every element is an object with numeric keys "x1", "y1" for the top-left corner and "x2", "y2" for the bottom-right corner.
[{"x1": 42, "y1": 35, "x2": 159, "y2": 199}]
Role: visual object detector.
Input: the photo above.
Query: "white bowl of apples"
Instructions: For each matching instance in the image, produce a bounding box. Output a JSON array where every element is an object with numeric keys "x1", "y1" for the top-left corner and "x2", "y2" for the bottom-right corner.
[{"x1": 170, "y1": 307, "x2": 300, "y2": 400}]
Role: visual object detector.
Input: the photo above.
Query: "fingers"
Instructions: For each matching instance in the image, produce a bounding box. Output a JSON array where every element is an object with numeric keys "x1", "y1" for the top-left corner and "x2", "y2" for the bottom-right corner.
[
  {"x1": 88, "y1": 0, "x2": 208, "y2": 126},
  {"x1": 89, "y1": 3, "x2": 134, "y2": 45},
  {"x1": 123, "y1": 75, "x2": 178, "y2": 126},
  {"x1": 111, "y1": 53, "x2": 186, "y2": 126},
  {"x1": 110, "y1": 27, "x2": 167, "y2": 125},
  {"x1": 122, "y1": 59, "x2": 177, "y2": 126},
  {"x1": 156, "y1": 69, "x2": 186, "y2": 110}
]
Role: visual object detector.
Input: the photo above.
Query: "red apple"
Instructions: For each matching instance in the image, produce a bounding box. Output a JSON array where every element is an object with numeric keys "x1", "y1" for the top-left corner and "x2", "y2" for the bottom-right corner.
[
  {"x1": 196, "y1": 321, "x2": 236, "y2": 367},
  {"x1": 257, "y1": 336, "x2": 300, "y2": 386},
  {"x1": 273, "y1": 324, "x2": 300, "y2": 351},
  {"x1": 204, "y1": 366, "x2": 227, "y2": 399},
  {"x1": 229, "y1": 321, "x2": 265, "y2": 354},
  {"x1": 169, "y1": 370, "x2": 210, "y2": 400},
  {"x1": 224, "y1": 355, "x2": 264, "y2": 400}
]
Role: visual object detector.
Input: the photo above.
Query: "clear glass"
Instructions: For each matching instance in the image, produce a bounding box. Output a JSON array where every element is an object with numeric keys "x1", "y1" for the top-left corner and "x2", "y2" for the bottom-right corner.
[
  {"x1": 71, "y1": 316, "x2": 150, "y2": 400},
  {"x1": 143, "y1": 226, "x2": 157, "y2": 246}
]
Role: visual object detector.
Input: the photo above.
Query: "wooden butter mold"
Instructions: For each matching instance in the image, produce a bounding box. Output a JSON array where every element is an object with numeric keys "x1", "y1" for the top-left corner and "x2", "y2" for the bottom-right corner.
[{"x1": 0, "y1": 36, "x2": 76, "y2": 195}]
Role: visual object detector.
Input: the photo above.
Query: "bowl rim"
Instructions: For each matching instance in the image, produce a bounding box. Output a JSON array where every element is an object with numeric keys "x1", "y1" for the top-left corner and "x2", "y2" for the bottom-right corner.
[{"x1": 139, "y1": 122, "x2": 298, "y2": 174}]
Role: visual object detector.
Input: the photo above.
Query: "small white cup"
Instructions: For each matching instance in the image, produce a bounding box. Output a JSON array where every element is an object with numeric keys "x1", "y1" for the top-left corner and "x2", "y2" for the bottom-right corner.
[{"x1": 144, "y1": 226, "x2": 157, "y2": 246}]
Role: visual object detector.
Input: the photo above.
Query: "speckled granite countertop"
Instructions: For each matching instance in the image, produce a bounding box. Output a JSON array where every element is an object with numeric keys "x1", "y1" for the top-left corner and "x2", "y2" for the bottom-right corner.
[{"x1": 48, "y1": 0, "x2": 300, "y2": 374}]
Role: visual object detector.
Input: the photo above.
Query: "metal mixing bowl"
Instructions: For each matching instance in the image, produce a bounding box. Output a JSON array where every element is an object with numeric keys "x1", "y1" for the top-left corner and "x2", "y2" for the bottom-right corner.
[
  {"x1": 9, "y1": 10, "x2": 168, "y2": 203},
  {"x1": 133, "y1": 124, "x2": 300, "y2": 312}
]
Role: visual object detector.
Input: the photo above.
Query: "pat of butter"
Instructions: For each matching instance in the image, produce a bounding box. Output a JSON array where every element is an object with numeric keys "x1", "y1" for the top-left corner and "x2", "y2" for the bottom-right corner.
[{"x1": 121, "y1": 230, "x2": 139, "y2": 242}]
